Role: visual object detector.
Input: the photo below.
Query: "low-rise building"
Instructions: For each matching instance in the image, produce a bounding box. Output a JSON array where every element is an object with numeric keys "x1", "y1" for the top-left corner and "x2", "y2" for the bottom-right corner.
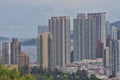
[
  {"x1": 57, "y1": 59, "x2": 105, "y2": 78},
  {"x1": 18, "y1": 52, "x2": 30, "y2": 68}
]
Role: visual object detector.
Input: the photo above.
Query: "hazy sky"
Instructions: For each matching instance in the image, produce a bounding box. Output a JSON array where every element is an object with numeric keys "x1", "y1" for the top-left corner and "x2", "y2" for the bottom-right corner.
[{"x1": 0, "y1": 0, "x2": 119, "y2": 38}]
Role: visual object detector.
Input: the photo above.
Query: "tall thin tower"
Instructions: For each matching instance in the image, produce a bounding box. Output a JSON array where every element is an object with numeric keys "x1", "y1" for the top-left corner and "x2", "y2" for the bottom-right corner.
[
  {"x1": 73, "y1": 14, "x2": 87, "y2": 61},
  {"x1": 11, "y1": 38, "x2": 21, "y2": 64},
  {"x1": 49, "y1": 16, "x2": 70, "y2": 66}
]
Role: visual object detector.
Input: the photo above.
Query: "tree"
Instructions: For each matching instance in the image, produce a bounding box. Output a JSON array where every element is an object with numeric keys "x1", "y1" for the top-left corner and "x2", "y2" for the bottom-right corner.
[
  {"x1": 0, "y1": 65, "x2": 19, "y2": 80},
  {"x1": 19, "y1": 65, "x2": 29, "y2": 76},
  {"x1": 109, "y1": 74, "x2": 116, "y2": 78},
  {"x1": 19, "y1": 74, "x2": 35, "y2": 80},
  {"x1": 76, "y1": 70, "x2": 89, "y2": 80},
  {"x1": 90, "y1": 74, "x2": 101, "y2": 80},
  {"x1": 0, "y1": 65, "x2": 35, "y2": 80}
]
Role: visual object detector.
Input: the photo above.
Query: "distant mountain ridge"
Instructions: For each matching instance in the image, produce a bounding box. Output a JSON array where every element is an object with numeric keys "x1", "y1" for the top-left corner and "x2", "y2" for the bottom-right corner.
[
  {"x1": 0, "y1": 37, "x2": 36, "y2": 46},
  {"x1": 21, "y1": 31, "x2": 74, "y2": 46},
  {"x1": 21, "y1": 39, "x2": 36, "y2": 46},
  {"x1": 0, "y1": 30, "x2": 74, "y2": 46},
  {"x1": 0, "y1": 37, "x2": 10, "y2": 41},
  {"x1": 111, "y1": 21, "x2": 120, "y2": 27}
]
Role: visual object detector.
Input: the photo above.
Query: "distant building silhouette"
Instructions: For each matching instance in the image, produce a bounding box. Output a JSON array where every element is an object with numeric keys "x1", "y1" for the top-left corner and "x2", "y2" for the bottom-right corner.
[{"x1": 38, "y1": 25, "x2": 48, "y2": 35}]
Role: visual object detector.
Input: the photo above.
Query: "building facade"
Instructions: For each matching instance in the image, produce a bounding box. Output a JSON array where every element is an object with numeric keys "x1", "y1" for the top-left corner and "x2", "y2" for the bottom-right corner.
[
  {"x1": 11, "y1": 38, "x2": 21, "y2": 64},
  {"x1": 87, "y1": 12, "x2": 106, "y2": 47},
  {"x1": 107, "y1": 26, "x2": 120, "y2": 77},
  {"x1": 18, "y1": 52, "x2": 30, "y2": 67},
  {"x1": 106, "y1": 21, "x2": 111, "y2": 37},
  {"x1": 37, "y1": 32, "x2": 54, "y2": 69},
  {"x1": 103, "y1": 47, "x2": 110, "y2": 76},
  {"x1": 49, "y1": 16, "x2": 70, "y2": 66},
  {"x1": 2, "y1": 42, "x2": 11, "y2": 65},
  {"x1": 109, "y1": 40, "x2": 120, "y2": 77},
  {"x1": 88, "y1": 13, "x2": 106, "y2": 58},
  {"x1": 73, "y1": 14, "x2": 87, "y2": 61},
  {"x1": 73, "y1": 13, "x2": 97, "y2": 61},
  {"x1": 73, "y1": 12, "x2": 106, "y2": 61}
]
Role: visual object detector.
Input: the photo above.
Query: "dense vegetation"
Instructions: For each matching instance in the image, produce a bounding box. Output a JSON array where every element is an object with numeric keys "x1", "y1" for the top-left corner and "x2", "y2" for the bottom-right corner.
[
  {"x1": 0, "y1": 64, "x2": 101, "y2": 80},
  {"x1": 31, "y1": 66, "x2": 101, "y2": 80},
  {"x1": 0, "y1": 65, "x2": 34, "y2": 80}
]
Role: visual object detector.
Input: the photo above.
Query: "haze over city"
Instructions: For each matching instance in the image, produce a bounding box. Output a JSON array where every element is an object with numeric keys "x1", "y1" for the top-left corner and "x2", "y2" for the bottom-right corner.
[
  {"x1": 0, "y1": 0, "x2": 119, "y2": 38},
  {"x1": 1, "y1": 0, "x2": 120, "y2": 80}
]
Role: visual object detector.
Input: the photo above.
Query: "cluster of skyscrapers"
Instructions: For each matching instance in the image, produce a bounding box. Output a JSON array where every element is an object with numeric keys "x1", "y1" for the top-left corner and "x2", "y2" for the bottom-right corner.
[
  {"x1": 2, "y1": 38, "x2": 21, "y2": 65},
  {"x1": 1, "y1": 11, "x2": 120, "y2": 77},
  {"x1": 2, "y1": 38, "x2": 30, "y2": 68},
  {"x1": 37, "y1": 16, "x2": 71, "y2": 69},
  {"x1": 36, "y1": 13, "x2": 120, "y2": 78},
  {"x1": 37, "y1": 12, "x2": 108, "y2": 70}
]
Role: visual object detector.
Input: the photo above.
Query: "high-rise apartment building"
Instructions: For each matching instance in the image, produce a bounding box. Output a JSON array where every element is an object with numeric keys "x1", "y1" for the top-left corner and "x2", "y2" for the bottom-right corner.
[
  {"x1": 73, "y1": 14, "x2": 86, "y2": 61},
  {"x1": 73, "y1": 13, "x2": 97, "y2": 61},
  {"x1": 87, "y1": 14, "x2": 97, "y2": 59},
  {"x1": 87, "y1": 12, "x2": 106, "y2": 46},
  {"x1": 109, "y1": 40, "x2": 120, "y2": 77},
  {"x1": 88, "y1": 12, "x2": 106, "y2": 58},
  {"x1": 2, "y1": 42, "x2": 11, "y2": 65},
  {"x1": 107, "y1": 25, "x2": 120, "y2": 77},
  {"x1": 73, "y1": 12, "x2": 106, "y2": 61},
  {"x1": 49, "y1": 16, "x2": 70, "y2": 66},
  {"x1": 11, "y1": 38, "x2": 21, "y2": 64},
  {"x1": 38, "y1": 25, "x2": 48, "y2": 35},
  {"x1": 37, "y1": 32, "x2": 54, "y2": 69}
]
